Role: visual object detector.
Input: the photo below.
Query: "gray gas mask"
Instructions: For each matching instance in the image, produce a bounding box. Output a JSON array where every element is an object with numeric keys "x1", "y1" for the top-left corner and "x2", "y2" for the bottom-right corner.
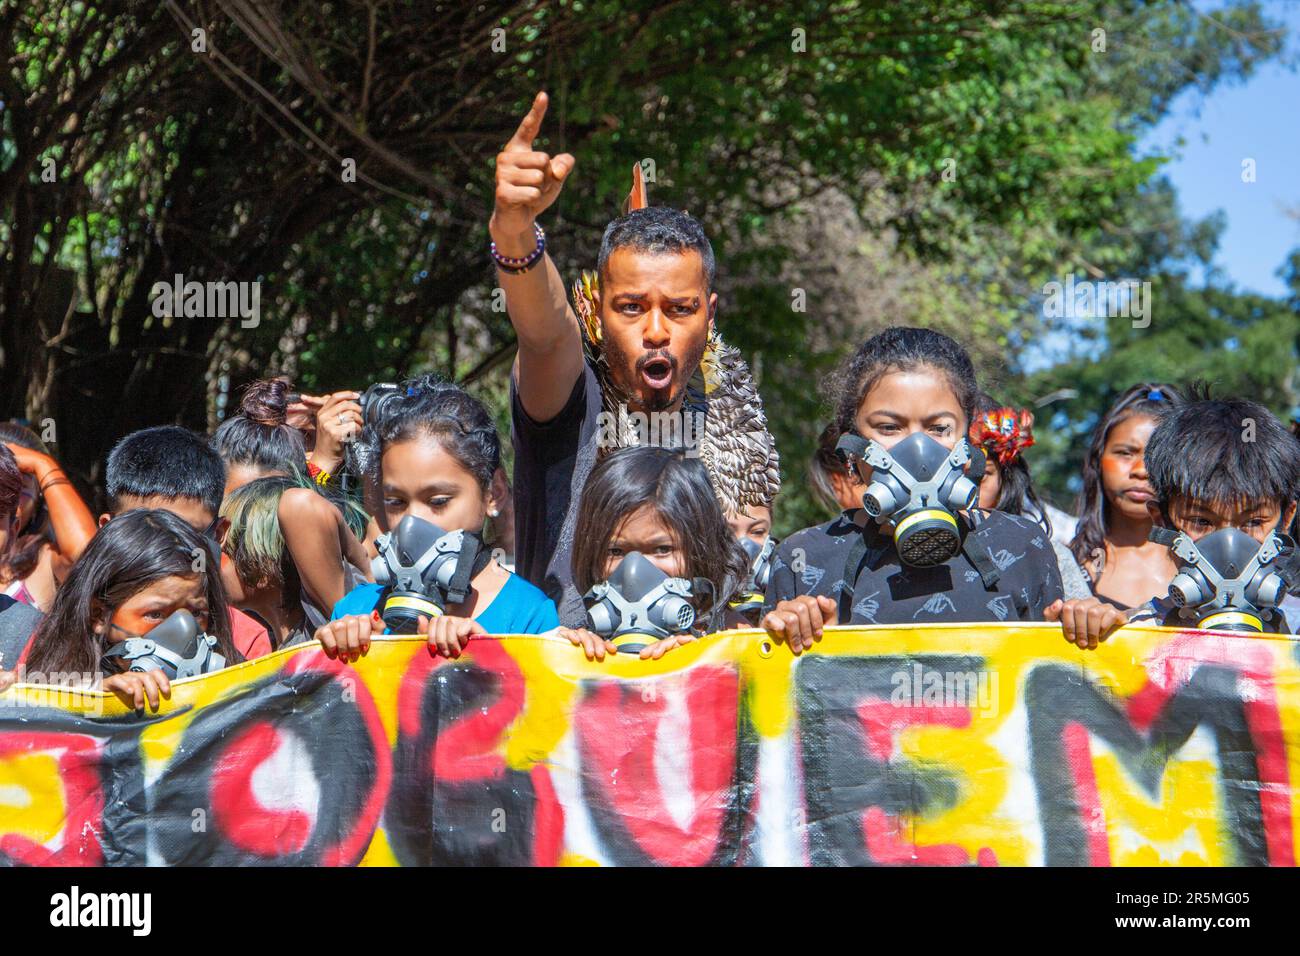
[
  {"x1": 729, "y1": 536, "x2": 777, "y2": 625},
  {"x1": 100, "y1": 609, "x2": 225, "y2": 679},
  {"x1": 583, "y1": 551, "x2": 709, "y2": 654},
  {"x1": 836, "y1": 431, "x2": 984, "y2": 567},
  {"x1": 1156, "y1": 526, "x2": 1292, "y2": 633},
  {"x1": 372, "y1": 515, "x2": 491, "y2": 634}
]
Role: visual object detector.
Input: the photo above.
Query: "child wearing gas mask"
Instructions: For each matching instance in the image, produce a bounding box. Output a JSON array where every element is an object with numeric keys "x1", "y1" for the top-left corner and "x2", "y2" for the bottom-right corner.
[
  {"x1": 726, "y1": 503, "x2": 777, "y2": 627},
  {"x1": 20, "y1": 509, "x2": 242, "y2": 711},
  {"x1": 762, "y1": 327, "x2": 1064, "y2": 655},
  {"x1": 558, "y1": 445, "x2": 751, "y2": 661},
  {"x1": 315, "y1": 376, "x2": 558, "y2": 661},
  {"x1": 1049, "y1": 392, "x2": 1300, "y2": 648}
]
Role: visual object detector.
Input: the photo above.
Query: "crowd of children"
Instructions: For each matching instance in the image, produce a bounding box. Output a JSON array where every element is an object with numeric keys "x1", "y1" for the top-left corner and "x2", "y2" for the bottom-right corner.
[
  {"x1": 1, "y1": 315, "x2": 1295, "y2": 712},
  {"x1": 4, "y1": 128, "x2": 1299, "y2": 712}
]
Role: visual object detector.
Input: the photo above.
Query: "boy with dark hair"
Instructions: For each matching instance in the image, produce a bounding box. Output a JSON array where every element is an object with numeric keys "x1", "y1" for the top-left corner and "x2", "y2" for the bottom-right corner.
[
  {"x1": 104, "y1": 425, "x2": 226, "y2": 531},
  {"x1": 102, "y1": 426, "x2": 270, "y2": 659},
  {"x1": 1048, "y1": 391, "x2": 1300, "y2": 646}
]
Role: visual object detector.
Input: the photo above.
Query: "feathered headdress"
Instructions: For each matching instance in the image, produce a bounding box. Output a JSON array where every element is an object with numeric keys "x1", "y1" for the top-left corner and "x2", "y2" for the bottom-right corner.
[
  {"x1": 970, "y1": 407, "x2": 1036, "y2": 466},
  {"x1": 572, "y1": 165, "x2": 781, "y2": 515}
]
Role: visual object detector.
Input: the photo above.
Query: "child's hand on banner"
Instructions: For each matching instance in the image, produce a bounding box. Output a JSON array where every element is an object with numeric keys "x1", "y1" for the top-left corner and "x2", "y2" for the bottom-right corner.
[
  {"x1": 103, "y1": 668, "x2": 171, "y2": 712},
  {"x1": 1044, "y1": 597, "x2": 1131, "y2": 650},
  {"x1": 639, "y1": 633, "x2": 697, "y2": 660},
  {"x1": 762, "y1": 595, "x2": 837, "y2": 656},
  {"x1": 557, "y1": 626, "x2": 616, "y2": 662},
  {"x1": 423, "y1": 614, "x2": 485, "y2": 659},
  {"x1": 315, "y1": 613, "x2": 376, "y2": 662}
]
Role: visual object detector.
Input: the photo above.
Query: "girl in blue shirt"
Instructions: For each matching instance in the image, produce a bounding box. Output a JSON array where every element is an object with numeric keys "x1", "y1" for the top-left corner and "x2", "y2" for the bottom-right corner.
[{"x1": 316, "y1": 376, "x2": 558, "y2": 661}]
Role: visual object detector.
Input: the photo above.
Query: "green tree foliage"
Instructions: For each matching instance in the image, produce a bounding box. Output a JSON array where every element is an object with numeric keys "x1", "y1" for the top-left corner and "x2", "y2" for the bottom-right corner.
[{"x1": 0, "y1": 0, "x2": 1290, "y2": 528}]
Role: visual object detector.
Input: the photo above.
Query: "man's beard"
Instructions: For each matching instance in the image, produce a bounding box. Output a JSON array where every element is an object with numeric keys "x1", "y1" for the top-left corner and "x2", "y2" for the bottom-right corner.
[{"x1": 603, "y1": 336, "x2": 707, "y2": 413}]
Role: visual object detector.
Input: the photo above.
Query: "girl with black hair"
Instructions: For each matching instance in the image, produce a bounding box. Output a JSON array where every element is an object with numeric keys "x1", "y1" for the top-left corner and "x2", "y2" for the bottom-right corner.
[
  {"x1": 212, "y1": 378, "x2": 371, "y2": 618},
  {"x1": 809, "y1": 422, "x2": 867, "y2": 515},
  {"x1": 316, "y1": 376, "x2": 558, "y2": 661},
  {"x1": 762, "y1": 327, "x2": 1064, "y2": 655},
  {"x1": 211, "y1": 378, "x2": 308, "y2": 495},
  {"x1": 20, "y1": 509, "x2": 241, "y2": 711},
  {"x1": 560, "y1": 445, "x2": 751, "y2": 661},
  {"x1": 969, "y1": 395, "x2": 1090, "y2": 600},
  {"x1": 1067, "y1": 383, "x2": 1184, "y2": 608}
]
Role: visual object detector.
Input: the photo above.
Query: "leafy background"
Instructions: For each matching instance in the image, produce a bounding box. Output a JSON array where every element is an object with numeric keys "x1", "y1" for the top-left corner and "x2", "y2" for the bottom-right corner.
[{"x1": 1, "y1": 0, "x2": 1297, "y2": 532}]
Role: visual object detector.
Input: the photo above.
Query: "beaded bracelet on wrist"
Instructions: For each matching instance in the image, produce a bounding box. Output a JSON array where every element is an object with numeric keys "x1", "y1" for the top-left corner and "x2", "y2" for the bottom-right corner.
[{"x1": 490, "y1": 222, "x2": 545, "y2": 275}]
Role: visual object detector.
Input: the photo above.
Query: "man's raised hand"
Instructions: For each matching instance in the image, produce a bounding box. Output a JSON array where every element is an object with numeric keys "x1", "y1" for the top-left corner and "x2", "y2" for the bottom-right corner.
[{"x1": 491, "y1": 91, "x2": 575, "y2": 251}]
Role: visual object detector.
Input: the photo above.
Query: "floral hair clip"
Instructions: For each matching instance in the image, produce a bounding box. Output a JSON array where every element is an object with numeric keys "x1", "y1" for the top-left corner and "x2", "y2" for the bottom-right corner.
[{"x1": 970, "y1": 407, "x2": 1035, "y2": 466}]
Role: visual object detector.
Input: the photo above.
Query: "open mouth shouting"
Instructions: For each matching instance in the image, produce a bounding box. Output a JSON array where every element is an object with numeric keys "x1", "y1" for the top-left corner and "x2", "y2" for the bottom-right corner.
[{"x1": 638, "y1": 352, "x2": 677, "y2": 392}]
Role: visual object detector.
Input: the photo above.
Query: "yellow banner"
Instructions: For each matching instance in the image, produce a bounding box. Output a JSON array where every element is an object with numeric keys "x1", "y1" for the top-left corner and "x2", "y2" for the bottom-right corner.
[{"x1": 0, "y1": 622, "x2": 1296, "y2": 866}]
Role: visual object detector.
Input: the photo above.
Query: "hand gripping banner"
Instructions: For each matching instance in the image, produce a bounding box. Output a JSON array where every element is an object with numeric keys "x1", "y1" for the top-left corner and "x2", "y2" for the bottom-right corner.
[{"x1": 1, "y1": 622, "x2": 1298, "y2": 866}]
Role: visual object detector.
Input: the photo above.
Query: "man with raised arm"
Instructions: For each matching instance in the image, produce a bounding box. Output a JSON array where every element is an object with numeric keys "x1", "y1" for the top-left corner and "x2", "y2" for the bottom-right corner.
[{"x1": 491, "y1": 91, "x2": 781, "y2": 626}]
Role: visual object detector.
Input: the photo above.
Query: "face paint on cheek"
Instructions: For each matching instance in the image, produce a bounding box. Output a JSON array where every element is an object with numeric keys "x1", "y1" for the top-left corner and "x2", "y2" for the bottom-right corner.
[{"x1": 1099, "y1": 456, "x2": 1131, "y2": 497}]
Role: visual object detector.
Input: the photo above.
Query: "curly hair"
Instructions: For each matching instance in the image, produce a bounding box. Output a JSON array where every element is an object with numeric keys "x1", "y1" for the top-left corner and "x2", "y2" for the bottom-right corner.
[{"x1": 351, "y1": 374, "x2": 501, "y2": 494}]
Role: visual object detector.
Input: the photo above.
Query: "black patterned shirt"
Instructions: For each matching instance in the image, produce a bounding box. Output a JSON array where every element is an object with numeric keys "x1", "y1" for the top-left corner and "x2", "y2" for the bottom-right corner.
[{"x1": 764, "y1": 508, "x2": 1064, "y2": 625}]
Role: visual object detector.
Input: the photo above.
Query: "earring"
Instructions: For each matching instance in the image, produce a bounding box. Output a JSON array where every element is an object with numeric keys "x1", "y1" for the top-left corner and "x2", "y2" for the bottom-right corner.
[{"x1": 488, "y1": 509, "x2": 499, "y2": 518}]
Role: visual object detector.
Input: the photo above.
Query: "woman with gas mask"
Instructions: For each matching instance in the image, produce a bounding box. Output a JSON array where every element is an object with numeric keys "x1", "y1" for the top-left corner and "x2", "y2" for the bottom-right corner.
[
  {"x1": 761, "y1": 327, "x2": 1065, "y2": 655},
  {"x1": 15, "y1": 509, "x2": 241, "y2": 711},
  {"x1": 557, "y1": 445, "x2": 751, "y2": 661},
  {"x1": 314, "y1": 376, "x2": 558, "y2": 661}
]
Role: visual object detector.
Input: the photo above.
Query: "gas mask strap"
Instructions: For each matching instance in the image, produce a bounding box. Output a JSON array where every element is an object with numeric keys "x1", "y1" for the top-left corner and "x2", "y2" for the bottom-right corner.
[
  {"x1": 837, "y1": 530, "x2": 871, "y2": 622},
  {"x1": 445, "y1": 532, "x2": 491, "y2": 606},
  {"x1": 959, "y1": 521, "x2": 1001, "y2": 591},
  {"x1": 1148, "y1": 525, "x2": 1179, "y2": 546},
  {"x1": 834, "y1": 432, "x2": 870, "y2": 467},
  {"x1": 691, "y1": 577, "x2": 720, "y2": 632},
  {"x1": 99, "y1": 641, "x2": 137, "y2": 673},
  {"x1": 966, "y1": 444, "x2": 987, "y2": 489}
]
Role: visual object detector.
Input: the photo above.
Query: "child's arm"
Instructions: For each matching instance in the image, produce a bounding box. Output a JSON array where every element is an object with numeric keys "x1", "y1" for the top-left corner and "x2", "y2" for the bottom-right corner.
[
  {"x1": 762, "y1": 595, "x2": 838, "y2": 656},
  {"x1": 279, "y1": 487, "x2": 367, "y2": 612},
  {"x1": 5, "y1": 443, "x2": 97, "y2": 572},
  {"x1": 1044, "y1": 597, "x2": 1135, "y2": 650}
]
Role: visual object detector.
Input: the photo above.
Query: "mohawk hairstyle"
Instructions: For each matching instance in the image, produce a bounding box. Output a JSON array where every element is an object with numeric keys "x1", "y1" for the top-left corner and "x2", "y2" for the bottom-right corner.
[{"x1": 1145, "y1": 385, "x2": 1300, "y2": 511}]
